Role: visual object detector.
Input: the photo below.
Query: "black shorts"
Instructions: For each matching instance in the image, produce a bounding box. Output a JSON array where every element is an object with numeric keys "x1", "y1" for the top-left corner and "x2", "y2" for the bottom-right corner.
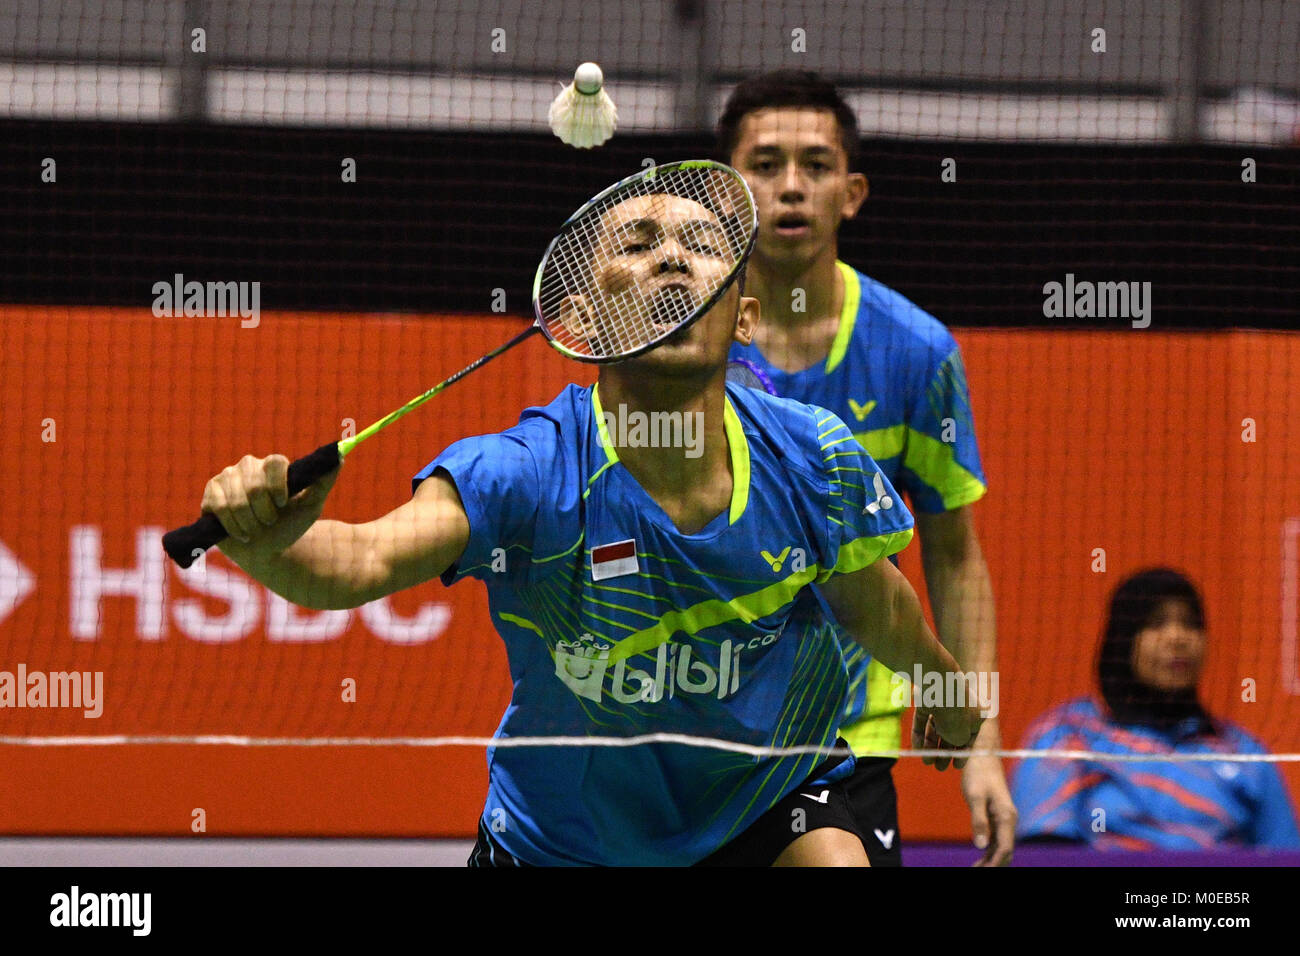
[
  {"x1": 843, "y1": 756, "x2": 903, "y2": 867},
  {"x1": 467, "y1": 746, "x2": 864, "y2": 867},
  {"x1": 694, "y1": 758, "x2": 863, "y2": 867},
  {"x1": 468, "y1": 815, "x2": 527, "y2": 867}
]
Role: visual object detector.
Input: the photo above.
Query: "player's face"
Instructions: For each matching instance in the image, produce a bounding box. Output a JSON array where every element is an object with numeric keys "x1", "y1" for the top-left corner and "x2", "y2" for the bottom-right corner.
[
  {"x1": 591, "y1": 193, "x2": 733, "y2": 334},
  {"x1": 730, "y1": 108, "x2": 866, "y2": 269},
  {"x1": 580, "y1": 193, "x2": 755, "y2": 374},
  {"x1": 1130, "y1": 599, "x2": 1205, "y2": 692}
]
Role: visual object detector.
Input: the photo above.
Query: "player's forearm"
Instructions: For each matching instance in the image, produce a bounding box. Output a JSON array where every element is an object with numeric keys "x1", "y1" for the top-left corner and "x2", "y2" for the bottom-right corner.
[
  {"x1": 922, "y1": 542, "x2": 998, "y2": 678},
  {"x1": 853, "y1": 568, "x2": 964, "y2": 681},
  {"x1": 219, "y1": 518, "x2": 375, "y2": 610},
  {"x1": 917, "y1": 515, "x2": 1009, "y2": 760},
  {"x1": 823, "y1": 560, "x2": 983, "y2": 749}
]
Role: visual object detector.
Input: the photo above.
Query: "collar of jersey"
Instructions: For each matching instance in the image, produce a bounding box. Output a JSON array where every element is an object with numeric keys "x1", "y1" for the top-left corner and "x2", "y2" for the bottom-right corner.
[
  {"x1": 823, "y1": 260, "x2": 861, "y2": 375},
  {"x1": 590, "y1": 382, "x2": 750, "y2": 526},
  {"x1": 743, "y1": 260, "x2": 859, "y2": 378}
]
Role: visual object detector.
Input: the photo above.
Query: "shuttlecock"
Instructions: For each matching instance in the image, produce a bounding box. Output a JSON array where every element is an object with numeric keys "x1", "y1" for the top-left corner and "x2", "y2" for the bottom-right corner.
[{"x1": 549, "y1": 62, "x2": 618, "y2": 148}]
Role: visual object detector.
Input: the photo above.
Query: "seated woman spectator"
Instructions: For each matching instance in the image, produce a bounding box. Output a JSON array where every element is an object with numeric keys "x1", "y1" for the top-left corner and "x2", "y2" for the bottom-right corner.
[{"x1": 1012, "y1": 568, "x2": 1300, "y2": 850}]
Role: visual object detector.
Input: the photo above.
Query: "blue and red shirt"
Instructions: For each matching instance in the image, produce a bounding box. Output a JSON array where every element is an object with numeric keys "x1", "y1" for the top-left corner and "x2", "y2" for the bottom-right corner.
[{"x1": 1012, "y1": 697, "x2": 1300, "y2": 850}]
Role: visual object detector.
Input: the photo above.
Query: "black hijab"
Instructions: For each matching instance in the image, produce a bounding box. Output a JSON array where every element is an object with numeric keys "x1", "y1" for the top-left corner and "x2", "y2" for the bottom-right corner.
[{"x1": 1096, "y1": 568, "x2": 1215, "y2": 734}]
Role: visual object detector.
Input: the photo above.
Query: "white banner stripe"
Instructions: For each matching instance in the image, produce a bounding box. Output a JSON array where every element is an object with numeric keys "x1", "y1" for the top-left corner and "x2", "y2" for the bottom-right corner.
[{"x1": 1, "y1": 734, "x2": 1298, "y2": 762}]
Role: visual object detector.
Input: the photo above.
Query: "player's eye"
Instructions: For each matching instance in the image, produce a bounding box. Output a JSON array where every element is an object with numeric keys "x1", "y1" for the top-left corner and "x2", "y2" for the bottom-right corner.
[
  {"x1": 621, "y1": 241, "x2": 650, "y2": 254},
  {"x1": 679, "y1": 227, "x2": 721, "y2": 257},
  {"x1": 691, "y1": 234, "x2": 722, "y2": 256}
]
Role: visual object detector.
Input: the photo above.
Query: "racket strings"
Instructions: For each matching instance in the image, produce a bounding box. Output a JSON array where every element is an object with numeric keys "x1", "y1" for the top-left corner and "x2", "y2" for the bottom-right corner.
[{"x1": 537, "y1": 164, "x2": 756, "y2": 360}]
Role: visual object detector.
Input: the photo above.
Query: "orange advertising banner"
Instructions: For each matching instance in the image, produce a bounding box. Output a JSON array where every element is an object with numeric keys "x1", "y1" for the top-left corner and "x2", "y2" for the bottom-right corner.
[{"x1": 1, "y1": 307, "x2": 1297, "y2": 840}]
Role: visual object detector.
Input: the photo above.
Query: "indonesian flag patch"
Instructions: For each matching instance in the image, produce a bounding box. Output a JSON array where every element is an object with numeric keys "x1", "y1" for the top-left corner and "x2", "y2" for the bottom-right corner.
[{"x1": 591, "y1": 539, "x2": 639, "y2": 581}]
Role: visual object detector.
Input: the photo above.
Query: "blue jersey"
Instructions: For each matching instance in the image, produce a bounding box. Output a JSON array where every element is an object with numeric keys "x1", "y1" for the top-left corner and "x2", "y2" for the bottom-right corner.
[
  {"x1": 1012, "y1": 697, "x2": 1300, "y2": 850},
  {"x1": 414, "y1": 381, "x2": 913, "y2": 865},
  {"x1": 729, "y1": 261, "x2": 986, "y2": 753}
]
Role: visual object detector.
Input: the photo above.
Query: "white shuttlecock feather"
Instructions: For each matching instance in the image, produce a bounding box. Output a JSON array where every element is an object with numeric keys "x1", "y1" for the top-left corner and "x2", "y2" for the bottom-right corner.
[{"x1": 549, "y1": 62, "x2": 618, "y2": 149}]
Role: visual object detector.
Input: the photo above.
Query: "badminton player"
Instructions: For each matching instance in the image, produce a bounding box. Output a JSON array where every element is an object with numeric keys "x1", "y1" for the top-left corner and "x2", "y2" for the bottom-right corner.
[
  {"x1": 720, "y1": 71, "x2": 1017, "y2": 866},
  {"x1": 198, "y1": 188, "x2": 983, "y2": 866}
]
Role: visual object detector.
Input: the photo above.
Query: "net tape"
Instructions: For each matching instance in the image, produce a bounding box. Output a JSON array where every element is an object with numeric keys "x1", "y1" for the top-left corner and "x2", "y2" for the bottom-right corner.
[{"x1": 3, "y1": 734, "x2": 1297, "y2": 763}]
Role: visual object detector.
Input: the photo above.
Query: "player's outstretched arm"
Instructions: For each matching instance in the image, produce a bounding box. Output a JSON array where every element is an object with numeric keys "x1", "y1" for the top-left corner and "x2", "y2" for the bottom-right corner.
[
  {"x1": 819, "y1": 557, "x2": 983, "y2": 760},
  {"x1": 202, "y1": 454, "x2": 469, "y2": 611}
]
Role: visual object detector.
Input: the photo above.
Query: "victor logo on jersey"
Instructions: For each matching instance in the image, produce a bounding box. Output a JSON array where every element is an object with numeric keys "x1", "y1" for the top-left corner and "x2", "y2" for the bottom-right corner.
[
  {"x1": 847, "y1": 397, "x2": 877, "y2": 422},
  {"x1": 760, "y1": 546, "x2": 791, "y2": 572},
  {"x1": 554, "y1": 629, "x2": 782, "y2": 705}
]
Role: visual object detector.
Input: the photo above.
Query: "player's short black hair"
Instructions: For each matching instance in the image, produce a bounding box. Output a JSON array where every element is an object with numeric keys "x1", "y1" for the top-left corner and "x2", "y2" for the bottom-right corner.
[{"x1": 716, "y1": 70, "x2": 860, "y2": 172}]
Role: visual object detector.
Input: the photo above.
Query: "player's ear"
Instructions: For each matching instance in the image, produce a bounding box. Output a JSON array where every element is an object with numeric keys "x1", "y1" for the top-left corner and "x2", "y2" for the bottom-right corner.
[
  {"x1": 558, "y1": 294, "x2": 597, "y2": 339},
  {"x1": 842, "y1": 173, "x2": 868, "y2": 220},
  {"x1": 733, "y1": 294, "x2": 760, "y2": 346}
]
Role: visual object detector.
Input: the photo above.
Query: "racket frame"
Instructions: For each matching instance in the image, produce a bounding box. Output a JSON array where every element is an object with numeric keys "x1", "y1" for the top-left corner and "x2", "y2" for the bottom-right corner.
[{"x1": 531, "y1": 159, "x2": 758, "y2": 364}]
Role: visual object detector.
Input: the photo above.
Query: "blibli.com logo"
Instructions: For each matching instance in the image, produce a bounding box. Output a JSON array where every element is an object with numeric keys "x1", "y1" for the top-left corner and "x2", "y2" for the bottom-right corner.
[{"x1": 554, "y1": 630, "x2": 780, "y2": 705}]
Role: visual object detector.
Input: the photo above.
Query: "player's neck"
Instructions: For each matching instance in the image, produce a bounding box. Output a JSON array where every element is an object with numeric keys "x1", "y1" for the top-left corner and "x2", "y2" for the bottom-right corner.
[
  {"x1": 747, "y1": 247, "x2": 843, "y2": 373},
  {"x1": 749, "y1": 246, "x2": 840, "y2": 327},
  {"x1": 595, "y1": 371, "x2": 733, "y2": 535}
]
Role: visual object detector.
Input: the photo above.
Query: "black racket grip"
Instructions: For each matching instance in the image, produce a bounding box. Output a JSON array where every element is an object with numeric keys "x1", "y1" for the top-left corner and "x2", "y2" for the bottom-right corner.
[{"x1": 162, "y1": 441, "x2": 342, "y2": 569}]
